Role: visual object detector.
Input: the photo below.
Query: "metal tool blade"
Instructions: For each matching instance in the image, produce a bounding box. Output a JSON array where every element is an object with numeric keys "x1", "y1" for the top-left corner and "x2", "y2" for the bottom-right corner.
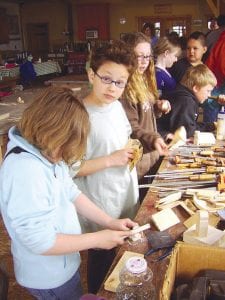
[{"x1": 139, "y1": 181, "x2": 217, "y2": 189}]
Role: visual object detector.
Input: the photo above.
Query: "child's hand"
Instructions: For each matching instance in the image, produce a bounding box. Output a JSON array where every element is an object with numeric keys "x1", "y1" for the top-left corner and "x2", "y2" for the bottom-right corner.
[
  {"x1": 165, "y1": 133, "x2": 174, "y2": 142},
  {"x1": 108, "y1": 148, "x2": 134, "y2": 167},
  {"x1": 217, "y1": 94, "x2": 225, "y2": 105},
  {"x1": 107, "y1": 218, "x2": 138, "y2": 231},
  {"x1": 94, "y1": 229, "x2": 133, "y2": 249},
  {"x1": 154, "y1": 137, "x2": 169, "y2": 156},
  {"x1": 156, "y1": 99, "x2": 171, "y2": 114}
]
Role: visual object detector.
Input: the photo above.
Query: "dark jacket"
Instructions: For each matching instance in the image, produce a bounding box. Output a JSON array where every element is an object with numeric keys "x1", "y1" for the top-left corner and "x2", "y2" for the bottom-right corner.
[
  {"x1": 168, "y1": 58, "x2": 192, "y2": 83},
  {"x1": 157, "y1": 84, "x2": 215, "y2": 138}
]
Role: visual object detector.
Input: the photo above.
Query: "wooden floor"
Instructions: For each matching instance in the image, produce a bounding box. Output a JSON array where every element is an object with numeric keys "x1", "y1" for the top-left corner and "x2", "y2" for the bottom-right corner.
[{"x1": 0, "y1": 72, "x2": 89, "y2": 299}]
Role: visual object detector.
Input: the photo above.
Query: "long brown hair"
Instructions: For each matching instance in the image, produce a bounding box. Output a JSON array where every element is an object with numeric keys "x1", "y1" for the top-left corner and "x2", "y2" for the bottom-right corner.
[
  {"x1": 154, "y1": 36, "x2": 181, "y2": 57},
  {"x1": 122, "y1": 32, "x2": 158, "y2": 104},
  {"x1": 18, "y1": 86, "x2": 90, "y2": 164}
]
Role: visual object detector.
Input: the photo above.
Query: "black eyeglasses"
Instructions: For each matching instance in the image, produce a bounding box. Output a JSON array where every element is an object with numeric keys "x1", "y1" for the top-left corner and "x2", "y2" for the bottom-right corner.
[
  {"x1": 136, "y1": 55, "x2": 153, "y2": 61},
  {"x1": 94, "y1": 71, "x2": 127, "y2": 89}
]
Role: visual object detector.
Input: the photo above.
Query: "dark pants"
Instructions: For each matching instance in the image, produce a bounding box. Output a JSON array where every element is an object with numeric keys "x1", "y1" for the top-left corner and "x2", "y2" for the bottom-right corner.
[
  {"x1": 139, "y1": 156, "x2": 163, "y2": 203},
  {"x1": 0, "y1": 268, "x2": 8, "y2": 300},
  {"x1": 87, "y1": 248, "x2": 116, "y2": 294},
  {"x1": 26, "y1": 270, "x2": 83, "y2": 300}
]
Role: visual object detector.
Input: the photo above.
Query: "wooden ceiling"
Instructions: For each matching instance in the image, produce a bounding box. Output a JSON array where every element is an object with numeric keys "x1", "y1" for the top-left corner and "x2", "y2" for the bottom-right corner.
[{"x1": 1, "y1": 0, "x2": 225, "y2": 16}]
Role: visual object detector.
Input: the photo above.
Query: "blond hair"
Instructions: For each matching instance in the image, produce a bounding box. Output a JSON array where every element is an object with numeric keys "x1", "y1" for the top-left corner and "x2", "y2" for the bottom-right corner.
[
  {"x1": 181, "y1": 64, "x2": 217, "y2": 90},
  {"x1": 122, "y1": 32, "x2": 158, "y2": 104},
  {"x1": 18, "y1": 86, "x2": 90, "y2": 164}
]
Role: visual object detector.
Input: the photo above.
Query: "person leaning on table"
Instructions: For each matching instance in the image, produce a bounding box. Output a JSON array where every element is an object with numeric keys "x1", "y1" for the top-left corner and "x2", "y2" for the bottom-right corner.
[
  {"x1": 157, "y1": 64, "x2": 218, "y2": 139},
  {"x1": 0, "y1": 86, "x2": 136, "y2": 300}
]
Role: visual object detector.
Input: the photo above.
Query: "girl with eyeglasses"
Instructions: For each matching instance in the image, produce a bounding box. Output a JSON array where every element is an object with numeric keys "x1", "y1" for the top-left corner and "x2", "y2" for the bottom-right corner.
[
  {"x1": 120, "y1": 32, "x2": 170, "y2": 201},
  {"x1": 73, "y1": 40, "x2": 139, "y2": 294}
]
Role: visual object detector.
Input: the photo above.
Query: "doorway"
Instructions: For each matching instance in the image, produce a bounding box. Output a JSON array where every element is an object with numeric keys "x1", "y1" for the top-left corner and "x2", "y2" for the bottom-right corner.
[
  {"x1": 137, "y1": 15, "x2": 191, "y2": 37},
  {"x1": 26, "y1": 23, "x2": 49, "y2": 60}
]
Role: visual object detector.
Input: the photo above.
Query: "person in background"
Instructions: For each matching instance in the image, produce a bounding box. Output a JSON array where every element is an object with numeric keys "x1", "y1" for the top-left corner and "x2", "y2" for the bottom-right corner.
[
  {"x1": 73, "y1": 41, "x2": 139, "y2": 294},
  {"x1": 141, "y1": 22, "x2": 158, "y2": 47},
  {"x1": 167, "y1": 31, "x2": 187, "y2": 59},
  {"x1": 154, "y1": 36, "x2": 181, "y2": 95},
  {"x1": 0, "y1": 87, "x2": 136, "y2": 300},
  {"x1": 205, "y1": 17, "x2": 219, "y2": 37},
  {"x1": 205, "y1": 14, "x2": 225, "y2": 59},
  {"x1": 169, "y1": 31, "x2": 207, "y2": 83},
  {"x1": 158, "y1": 64, "x2": 217, "y2": 139},
  {"x1": 167, "y1": 31, "x2": 179, "y2": 43},
  {"x1": 202, "y1": 15, "x2": 225, "y2": 122},
  {"x1": 120, "y1": 32, "x2": 170, "y2": 201}
]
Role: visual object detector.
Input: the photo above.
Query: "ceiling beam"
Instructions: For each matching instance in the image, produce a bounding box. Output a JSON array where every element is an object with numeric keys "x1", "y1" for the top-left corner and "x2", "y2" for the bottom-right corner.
[{"x1": 206, "y1": 0, "x2": 220, "y2": 16}]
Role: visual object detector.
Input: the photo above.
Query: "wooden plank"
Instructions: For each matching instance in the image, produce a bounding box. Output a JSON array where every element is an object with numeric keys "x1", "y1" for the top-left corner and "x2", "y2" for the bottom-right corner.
[{"x1": 0, "y1": 113, "x2": 10, "y2": 121}]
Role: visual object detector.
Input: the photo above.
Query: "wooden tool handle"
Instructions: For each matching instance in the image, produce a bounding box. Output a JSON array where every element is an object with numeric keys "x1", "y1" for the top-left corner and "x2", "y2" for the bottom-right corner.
[
  {"x1": 206, "y1": 166, "x2": 225, "y2": 173},
  {"x1": 189, "y1": 174, "x2": 215, "y2": 181},
  {"x1": 199, "y1": 150, "x2": 214, "y2": 156},
  {"x1": 214, "y1": 147, "x2": 225, "y2": 153},
  {"x1": 202, "y1": 160, "x2": 217, "y2": 166},
  {"x1": 130, "y1": 223, "x2": 151, "y2": 234},
  {"x1": 208, "y1": 95, "x2": 218, "y2": 100},
  {"x1": 206, "y1": 166, "x2": 219, "y2": 173}
]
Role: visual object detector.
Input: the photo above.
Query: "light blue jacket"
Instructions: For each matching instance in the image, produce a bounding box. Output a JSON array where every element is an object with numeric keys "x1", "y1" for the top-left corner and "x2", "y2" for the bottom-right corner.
[{"x1": 0, "y1": 126, "x2": 82, "y2": 289}]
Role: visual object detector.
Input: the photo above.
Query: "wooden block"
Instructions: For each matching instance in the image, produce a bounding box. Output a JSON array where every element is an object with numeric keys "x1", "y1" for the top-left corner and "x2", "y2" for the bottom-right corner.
[
  {"x1": 130, "y1": 223, "x2": 150, "y2": 235},
  {"x1": 196, "y1": 210, "x2": 208, "y2": 237},
  {"x1": 168, "y1": 126, "x2": 186, "y2": 150},
  {"x1": 183, "y1": 224, "x2": 225, "y2": 246},
  {"x1": 184, "y1": 212, "x2": 220, "y2": 229},
  {"x1": 193, "y1": 131, "x2": 216, "y2": 146},
  {"x1": 71, "y1": 87, "x2": 81, "y2": 92},
  {"x1": 151, "y1": 208, "x2": 180, "y2": 231},
  {"x1": 157, "y1": 191, "x2": 182, "y2": 205},
  {"x1": 104, "y1": 251, "x2": 144, "y2": 292},
  {"x1": 0, "y1": 113, "x2": 10, "y2": 121},
  {"x1": 129, "y1": 224, "x2": 150, "y2": 242},
  {"x1": 215, "y1": 230, "x2": 225, "y2": 247}
]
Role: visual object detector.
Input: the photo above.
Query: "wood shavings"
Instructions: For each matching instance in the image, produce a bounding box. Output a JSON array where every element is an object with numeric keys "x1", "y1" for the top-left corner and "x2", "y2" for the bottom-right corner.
[{"x1": 17, "y1": 97, "x2": 24, "y2": 104}]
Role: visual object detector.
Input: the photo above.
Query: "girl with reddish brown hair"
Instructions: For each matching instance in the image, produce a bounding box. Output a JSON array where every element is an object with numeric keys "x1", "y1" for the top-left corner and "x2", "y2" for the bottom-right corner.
[{"x1": 0, "y1": 86, "x2": 136, "y2": 299}]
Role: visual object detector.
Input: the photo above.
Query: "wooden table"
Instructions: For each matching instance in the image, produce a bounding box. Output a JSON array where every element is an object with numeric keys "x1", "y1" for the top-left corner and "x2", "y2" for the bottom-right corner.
[
  {"x1": 0, "y1": 81, "x2": 91, "y2": 162},
  {"x1": 0, "y1": 88, "x2": 44, "y2": 162},
  {"x1": 0, "y1": 61, "x2": 62, "y2": 78},
  {"x1": 46, "y1": 75, "x2": 90, "y2": 100},
  {"x1": 97, "y1": 163, "x2": 187, "y2": 299},
  {"x1": 0, "y1": 76, "x2": 18, "y2": 91}
]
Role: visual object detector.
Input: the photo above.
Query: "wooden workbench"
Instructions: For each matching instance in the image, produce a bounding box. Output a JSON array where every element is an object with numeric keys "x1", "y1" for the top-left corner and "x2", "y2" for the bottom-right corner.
[
  {"x1": 97, "y1": 171, "x2": 187, "y2": 299},
  {"x1": 98, "y1": 143, "x2": 225, "y2": 298}
]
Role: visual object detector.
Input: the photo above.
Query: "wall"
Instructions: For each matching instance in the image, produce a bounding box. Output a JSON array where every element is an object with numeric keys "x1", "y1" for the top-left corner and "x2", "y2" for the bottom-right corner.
[
  {"x1": 109, "y1": 0, "x2": 213, "y2": 39},
  {"x1": 1, "y1": 0, "x2": 223, "y2": 53},
  {"x1": 0, "y1": 2, "x2": 22, "y2": 52},
  {"x1": 75, "y1": 3, "x2": 109, "y2": 40},
  {"x1": 20, "y1": 1, "x2": 68, "y2": 51}
]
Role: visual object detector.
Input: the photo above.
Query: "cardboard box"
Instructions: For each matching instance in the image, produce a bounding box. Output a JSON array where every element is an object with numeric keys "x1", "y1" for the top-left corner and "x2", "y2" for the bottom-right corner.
[{"x1": 160, "y1": 242, "x2": 225, "y2": 299}]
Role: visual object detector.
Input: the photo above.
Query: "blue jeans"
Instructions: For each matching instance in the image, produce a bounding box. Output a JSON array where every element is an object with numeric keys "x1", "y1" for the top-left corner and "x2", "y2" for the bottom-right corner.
[{"x1": 26, "y1": 270, "x2": 83, "y2": 300}]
